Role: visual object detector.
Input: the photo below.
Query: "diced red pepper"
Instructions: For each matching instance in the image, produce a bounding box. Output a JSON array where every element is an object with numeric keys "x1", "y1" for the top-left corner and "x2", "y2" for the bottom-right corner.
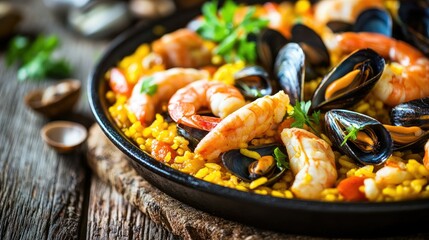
[
  {"x1": 109, "y1": 68, "x2": 133, "y2": 97},
  {"x1": 337, "y1": 176, "x2": 367, "y2": 201},
  {"x1": 151, "y1": 140, "x2": 177, "y2": 164}
]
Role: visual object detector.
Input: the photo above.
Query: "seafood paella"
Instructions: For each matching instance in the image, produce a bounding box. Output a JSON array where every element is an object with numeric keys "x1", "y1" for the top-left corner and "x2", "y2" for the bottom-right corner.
[{"x1": 105, "y1": 0, "x2": 429, "y2": 202}]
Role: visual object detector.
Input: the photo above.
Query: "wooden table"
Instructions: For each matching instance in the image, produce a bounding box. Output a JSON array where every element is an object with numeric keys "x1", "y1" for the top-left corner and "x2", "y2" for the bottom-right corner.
[{"x1": 0, "y1": 1, "x2": 177, "y2": 239}]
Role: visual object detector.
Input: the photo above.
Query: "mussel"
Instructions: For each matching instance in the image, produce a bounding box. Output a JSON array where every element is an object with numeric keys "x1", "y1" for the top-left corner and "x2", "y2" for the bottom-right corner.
[
  {"x1": 256, "y1": 28, "x2": 288, "y2": 73},
  {"x1": 354, "y1": 8, "x2": 392, "y2": 36},
  {"x1": 398, "y1": 1, "x2": 429, "y2": 56},
  {"x1": 274, "y1": 43, "x2": 305, "y2": 105},
  {"x1": 222, "y1": 144, "x2": 287, "y2": 184},
  {"x1": 386, "y1": 97, "x2": 429, "y2": 150},
  {"x1": 177, "y1": 123, "x2": 208, "y2": 150},
  {"x1": 311, "y1": 48, "x2": 385, "y2": 111},
  {"x1": 325, "y1": 109, "x2": 393, "y2": 165},
  {"x1": 291, "y1": 23, "x2": 330, "y2": 68},
  {"x1": 234, "y1": 66, "x2": 273, "y2": 100},
  {"x1": 391, "y1": 97, "x2": 429, "y2": 130}
]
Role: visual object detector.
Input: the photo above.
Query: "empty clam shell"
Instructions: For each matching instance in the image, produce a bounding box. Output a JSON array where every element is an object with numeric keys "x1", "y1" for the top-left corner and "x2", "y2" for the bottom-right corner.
[
  {"x1": 41, "y1": 121, "x2": 87, "y2": 153},
  {"x1": 24, "y1": 79, "x2": 81, "y2": 118}
]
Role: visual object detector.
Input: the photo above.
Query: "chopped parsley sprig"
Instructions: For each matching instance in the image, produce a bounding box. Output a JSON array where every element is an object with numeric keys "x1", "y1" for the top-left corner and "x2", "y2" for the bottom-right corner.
[
  {"x1": 6, "y1": 35, "x2": 72, "y2": 81},
  {"x1": 197, "y1": 0, "x2": 269, "y2": 63},
  {"x1": 274, "y1": 147, "x2": 289, "y2": 170},
  {"x1": 140, "y1": 76, "x2": 158, "y2": 95},
  {"x1": 290, "y1": 101, "x2": 321, "y2": 135},
  {"x1": 341, "y1": 124, "x2": 364, "y2": 146}
]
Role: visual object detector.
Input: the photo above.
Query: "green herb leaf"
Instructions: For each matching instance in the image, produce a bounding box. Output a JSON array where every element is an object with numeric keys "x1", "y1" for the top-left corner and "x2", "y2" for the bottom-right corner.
[
  {"x1": 274, "y1": 147, "x2": 289, "y2": 170},
  {"x1": 6, "y1": 35, "x2": 72, "y2": 81},
  {"x1": 140, "y1": 76, "x2": 158, "y2": 96},
  {"x1": 197, "y1": 0, "x2": 268, "y2": 63},
  {"x1": 290, "y1": 100, "x2": 321, "y2": 135},
  {"x1": 237, "y1": 82, "x2": 263, "y2": 98},
  {"x1": 341, "y1": 125, "x2": 364, "y2": 146}
]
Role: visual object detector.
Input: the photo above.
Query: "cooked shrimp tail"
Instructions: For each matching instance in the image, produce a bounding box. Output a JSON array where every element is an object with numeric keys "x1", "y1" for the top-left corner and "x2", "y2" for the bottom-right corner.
[
  {"x1": 280, "y1": 128, "x2": 337, "y2": 200},
  {"x1": 127, "y1": 68, "x2": 209, "y2": 125},
  {"x1": 195, "y1": 91, "x2": 290, "y2": 161},
  {"x1": 168, "y1": 80, "x2": 246, "y2": 131}
]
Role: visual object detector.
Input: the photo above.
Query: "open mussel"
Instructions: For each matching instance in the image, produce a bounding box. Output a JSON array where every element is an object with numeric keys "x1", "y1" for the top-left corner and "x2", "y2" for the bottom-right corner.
[
  {"x1": 222, "y1": 144, "x2": 287, "y2": 184},
  {"x1": 234, "y1": 66, "x2": 273, "y2": 100},
  {"x1": 311, "y1": 48, "x2": 385, "y2": 111},
  {"x1": 354, "y1": 8, "x2": 392, "y2": 36},
  {"x1": 385, "y1": 97, "x2": 429, "y2": 151},
  {"x1": 274, "y1": 43, "x2": 305, "y2": 105},
  {"x1": 325, "y1": 109, "x2": 393, "y2": 165}
]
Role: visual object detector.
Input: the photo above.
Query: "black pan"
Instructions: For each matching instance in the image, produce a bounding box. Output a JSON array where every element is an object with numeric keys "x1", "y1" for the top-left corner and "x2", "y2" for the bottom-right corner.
[{"x1": 88, "y1": 2, "x2": 429, "y2": 237}]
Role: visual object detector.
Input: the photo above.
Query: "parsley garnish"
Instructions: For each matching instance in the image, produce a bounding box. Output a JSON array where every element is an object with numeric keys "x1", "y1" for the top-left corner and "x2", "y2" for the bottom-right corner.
[
  {"x1": 140, "y1": 76, "x2": 158, "y2": 95},
  {"x1": 197, "y1": 0, "x2": 269, "y2": 63},
  {"x1": 237, "y1": 82, "x2": 264, "y2": 98},
  {"x1": 274, "y1": 147, "x2": 289, "y2": 170},
  {"x1": 341, "y1": 124, "x2": 364, "y2": 146},
  {"x1": 290, "y1": 101, "x2": 321, "y2": 135},
  {"x1": 6, "y1": 35, "x2": 72, "y2": 81}
]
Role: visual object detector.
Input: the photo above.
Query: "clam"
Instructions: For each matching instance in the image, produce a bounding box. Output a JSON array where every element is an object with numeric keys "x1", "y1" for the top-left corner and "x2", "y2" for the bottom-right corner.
[
  {"x1": 256, "y1": 28, "x2": 288, "y2": 72},
  {"x1": 311, "y1": 48, "x2": 385, "y2": 111},
  {"x1": 234, "y1": 66, "x2": 273, "y2": 100},
  {"x1": 325, "y1": 109, "x2": 393, "y2": 165},
  {"x1": 222, "y1": 144, "x2": 287, "y2": 184},
  {"x1": 354, "y1": 8, "x2": 392, "y2": 36},
  {"x1": 386, "y1": 97, "x2": 429, "y2": 150},
  {"x1": 41, "y1": 121, "x2": 87, "y2": 153},
  {"x1": 25, "y1": 79, "x2": 81, "y2": 118},
  {"x1": 274, "y1": 43, "x2": 305, "y2": 105}
]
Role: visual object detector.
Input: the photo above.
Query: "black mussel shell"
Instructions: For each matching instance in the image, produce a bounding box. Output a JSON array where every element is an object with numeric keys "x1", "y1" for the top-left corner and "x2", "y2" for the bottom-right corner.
[
  {"x1": 325, "y1": 109, "x2": 393, "y2": 165},
  {"x1": 327, "y1": 20, "x2": 353, "y2": 33},
  {"x1": 291, "y1": 23, "x2": 330, "y2": 67},
  {"x1": 222, "y1": 144, "x2": 286, "y2": 184},
  {"x1": 398, "y1": 1, "x2": 429, "y2": 56},
  {"x1": 234, "y1": 66, "x2": 273, "y2": 100},
  {"x1": 311, "y1": 48, "x2": 385, "y2": 111},
  {"x1": 177, "y1": 123, "x2": 208, "y2": 150},
  {"x1": 274, "y1": 42, "x2": 305, "y2": 105},
  {"x1": 257, "y1": 28, "x2": 288, "y2": 73},
  {"x1": 354, "y1": 8, "x2": 392, "y2": 37},
  {"x1": 391, "y1": 97, "x2": 429, "y2": 130}
]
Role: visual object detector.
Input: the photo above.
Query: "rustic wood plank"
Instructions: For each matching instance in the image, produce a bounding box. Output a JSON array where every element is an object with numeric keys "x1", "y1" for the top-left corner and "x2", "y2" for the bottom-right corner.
[
  {"x1": 0, "y1": 0, "x2": 98, "y2": 239},
  {"x1": 87, "y1": 176, "x2": 180, "y2": 240}
]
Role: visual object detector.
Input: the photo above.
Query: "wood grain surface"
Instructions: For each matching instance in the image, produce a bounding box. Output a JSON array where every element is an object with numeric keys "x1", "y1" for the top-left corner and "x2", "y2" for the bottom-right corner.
[{"x1": 0, "y1": 0, "x2": 177, "y2": 239}]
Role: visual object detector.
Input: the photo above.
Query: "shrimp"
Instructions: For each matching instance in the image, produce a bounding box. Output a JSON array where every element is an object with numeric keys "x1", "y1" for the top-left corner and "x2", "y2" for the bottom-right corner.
[
  {"x1": 168, "y1": 80, "x2": 245, "y2": 131},
  {"x1": 314, "y1": 0, "x2": 384, "y2": 25},
  {"x1": 127, "y1": 68, "x2": 209, "y2": 125},
  {"x1": 152, "y1": 28, "x2": 211, "y2": 68},
  {"x1": 280, "y1": 128, "x2": 337, "y2": 200},
  {"x1": 195, "y1": 91, "x2": 289, "y2": 161},
  {"x1": 336, "y1": 32, "x2": 429, "y2": 107},
  {"x1": 375, "y1": 161, "x2": 412, "y2": 186},
  {"x1": 424, "y1": 140, "x2": 429, "y2": 170}
]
